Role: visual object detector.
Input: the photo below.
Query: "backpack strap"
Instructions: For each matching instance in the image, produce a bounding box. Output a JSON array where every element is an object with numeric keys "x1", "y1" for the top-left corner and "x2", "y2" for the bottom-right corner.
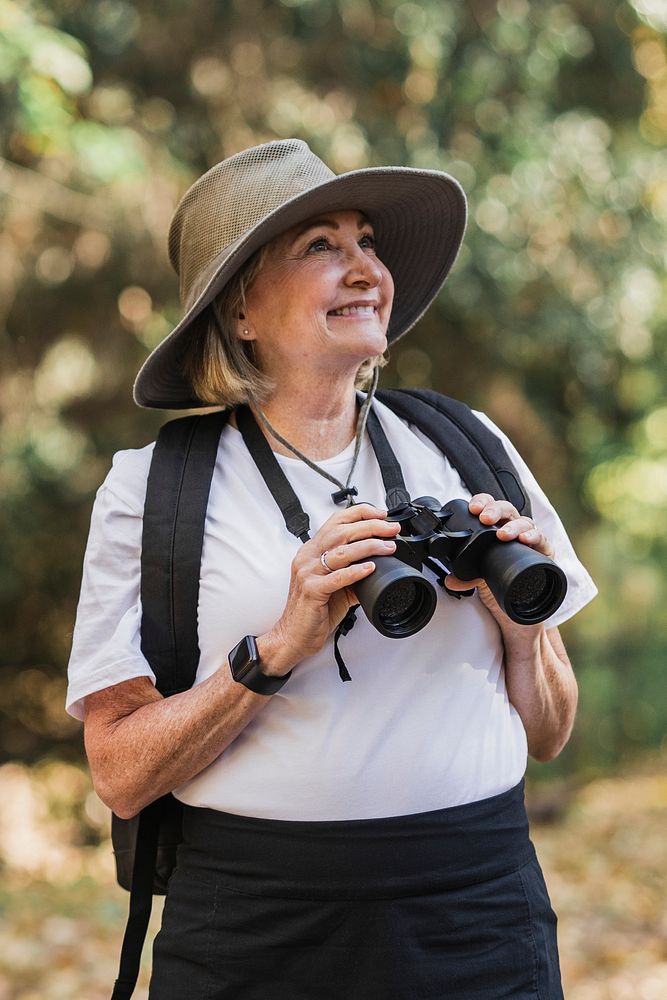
[
  {"x1": 374, "y1": 388, "x2": 532, "y2": 517},
  {"x1": 141, "y1": 409, "x2": 230, "y2": 694},
  {"x1": 235, "y1": 405, "x2": 311, "y2": 542},
  {"x1": 365, "y1": 407, "x2": 411, "y2": 510},
  {"x1": 112, "y1": 409, "x2": 228, "y2": 1000},
  {"x1": 111, "y1": 798, "x2": 164, "y2": 999}
]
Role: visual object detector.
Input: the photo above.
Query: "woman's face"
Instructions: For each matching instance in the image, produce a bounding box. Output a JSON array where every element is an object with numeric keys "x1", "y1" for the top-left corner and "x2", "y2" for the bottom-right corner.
[{"x1": 240, "y1": 210, "x2": 394, "y2": 380}]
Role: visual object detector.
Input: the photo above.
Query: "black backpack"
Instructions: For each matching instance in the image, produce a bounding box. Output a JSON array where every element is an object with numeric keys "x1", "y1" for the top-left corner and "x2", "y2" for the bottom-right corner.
[{"x1": 109, "y1": 387, "x2": 532, "y2": 999}]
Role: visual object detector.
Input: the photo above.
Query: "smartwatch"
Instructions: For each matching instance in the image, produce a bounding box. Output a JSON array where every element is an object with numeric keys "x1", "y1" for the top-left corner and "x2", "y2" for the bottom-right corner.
[{"x1": 228, "y1": 635, "x2": 292, "y2": 695}]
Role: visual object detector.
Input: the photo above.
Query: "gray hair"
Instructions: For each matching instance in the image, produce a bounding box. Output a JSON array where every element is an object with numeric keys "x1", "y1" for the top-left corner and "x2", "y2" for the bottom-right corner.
[{"x1": 182, "y1": 244, "x2": 387, "y2": 409}]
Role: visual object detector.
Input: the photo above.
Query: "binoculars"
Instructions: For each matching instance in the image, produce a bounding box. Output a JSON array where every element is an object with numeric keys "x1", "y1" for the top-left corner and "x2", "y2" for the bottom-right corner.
[{"x1": 353, "y1": 497, "x2": 567, "y2": 638}]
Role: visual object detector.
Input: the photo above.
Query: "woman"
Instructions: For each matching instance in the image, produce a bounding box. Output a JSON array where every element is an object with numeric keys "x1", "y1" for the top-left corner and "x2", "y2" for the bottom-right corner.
[{"x1": 67, "y1": 139, "x2": 597, "y2": 998}]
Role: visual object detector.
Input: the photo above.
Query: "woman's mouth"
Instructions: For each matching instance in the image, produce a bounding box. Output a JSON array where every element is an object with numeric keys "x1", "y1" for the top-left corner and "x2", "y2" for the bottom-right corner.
[{"x1": 328, "y1": 304, "x2": 378, "y2": 317}]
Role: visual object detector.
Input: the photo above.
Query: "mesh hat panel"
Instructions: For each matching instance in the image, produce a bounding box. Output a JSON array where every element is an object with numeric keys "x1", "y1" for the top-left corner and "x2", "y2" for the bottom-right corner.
[{"x1": 169, "y1": 140, "x2": 335, "y2": 306}]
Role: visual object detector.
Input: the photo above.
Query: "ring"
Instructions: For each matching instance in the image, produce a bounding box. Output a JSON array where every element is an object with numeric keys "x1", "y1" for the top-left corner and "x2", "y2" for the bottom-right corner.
[{"x1": 320, "y1": 550, "x2": 334, "y2": 573}]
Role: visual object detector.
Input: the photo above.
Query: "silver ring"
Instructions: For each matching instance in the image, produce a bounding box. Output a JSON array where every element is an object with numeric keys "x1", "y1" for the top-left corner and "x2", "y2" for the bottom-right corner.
[{"x1": 320, "y1": 550, "x2": 334, "y2": 573}]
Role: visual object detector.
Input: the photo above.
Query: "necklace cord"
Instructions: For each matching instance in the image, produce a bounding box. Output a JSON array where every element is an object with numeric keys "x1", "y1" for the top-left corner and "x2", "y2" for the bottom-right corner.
[{"x1": 249, "y1": 365, "x2": 380, "y2": 505}]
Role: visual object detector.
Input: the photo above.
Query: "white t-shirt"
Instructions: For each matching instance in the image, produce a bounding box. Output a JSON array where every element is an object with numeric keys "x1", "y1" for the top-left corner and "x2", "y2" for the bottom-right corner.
[{"x1": 66, "y1": 398, "x2": 596, "y2": 820}]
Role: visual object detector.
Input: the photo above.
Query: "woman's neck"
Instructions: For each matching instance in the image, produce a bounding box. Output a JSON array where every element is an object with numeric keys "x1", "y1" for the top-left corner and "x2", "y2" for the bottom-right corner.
[{"x1": 250, "y1": 380, "x2": 360, "y2": 461}]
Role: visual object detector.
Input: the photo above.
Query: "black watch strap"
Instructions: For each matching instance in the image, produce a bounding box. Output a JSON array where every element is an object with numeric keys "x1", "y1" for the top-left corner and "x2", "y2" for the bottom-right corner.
[{"x1": 228, "y1": 635, "x2": 291, "y2": 695}]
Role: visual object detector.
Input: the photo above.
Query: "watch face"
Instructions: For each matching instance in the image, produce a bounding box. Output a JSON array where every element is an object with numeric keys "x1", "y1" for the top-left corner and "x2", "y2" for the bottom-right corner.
[
  {"x1": 231, "y1": 635, "x2": 259, "y2": 681},
  {"x1": 229, "y1": 634, "x2": 290, "y2": 694}
]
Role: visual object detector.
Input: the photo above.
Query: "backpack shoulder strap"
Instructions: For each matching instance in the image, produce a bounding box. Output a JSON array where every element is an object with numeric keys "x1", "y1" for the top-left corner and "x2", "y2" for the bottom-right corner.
[
  {"x1": 112, "y1": 410, "x2": 229, "y2": 1000},
  {"x1": 117, "y1": 389, "x2": 527, "y2": 997},
  {"x1": 374, "y1": 387, "x2": 532, "y2": 517},
  {"x1": 141, "y1": 408, "x2": 229, "y2": 695}
]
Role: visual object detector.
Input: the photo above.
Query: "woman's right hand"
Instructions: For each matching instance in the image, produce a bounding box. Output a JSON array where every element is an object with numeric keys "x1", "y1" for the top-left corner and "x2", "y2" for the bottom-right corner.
[{"x1": 262, "y1": 503, "x2": 401, "y2": 675}]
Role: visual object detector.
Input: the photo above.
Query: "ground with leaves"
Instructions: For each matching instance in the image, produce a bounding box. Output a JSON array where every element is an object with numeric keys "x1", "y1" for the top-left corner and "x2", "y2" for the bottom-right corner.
[{"x1": 0, "y1": 758, "x2": 665, "y2": 999}]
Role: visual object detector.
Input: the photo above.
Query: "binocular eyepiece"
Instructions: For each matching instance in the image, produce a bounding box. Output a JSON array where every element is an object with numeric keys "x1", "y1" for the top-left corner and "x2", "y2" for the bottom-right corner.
[{"x1": 353, "y1": 497, "x2": 567, "y2": 638}]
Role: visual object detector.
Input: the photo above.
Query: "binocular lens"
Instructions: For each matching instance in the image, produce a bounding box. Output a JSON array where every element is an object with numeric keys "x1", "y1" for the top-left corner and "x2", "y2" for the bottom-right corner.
[
  {"x1": 354, "y1": 557, "x2": 438, "y2": 638},
  {"x1": 507, "y1": 566, "x2": 563, "y2": 622},
  {"x1": 378, "y1": 580, "x2": 423, "y2": 630}
]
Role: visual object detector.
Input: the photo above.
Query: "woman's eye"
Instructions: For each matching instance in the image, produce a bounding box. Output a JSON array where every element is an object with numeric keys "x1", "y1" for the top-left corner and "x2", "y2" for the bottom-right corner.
[
  {"x1": 305, "y1": 233, "x2": 375, "y2": 253},
  {"x1": 307, "y1": 237, "x2": 331, "y2": 252}
]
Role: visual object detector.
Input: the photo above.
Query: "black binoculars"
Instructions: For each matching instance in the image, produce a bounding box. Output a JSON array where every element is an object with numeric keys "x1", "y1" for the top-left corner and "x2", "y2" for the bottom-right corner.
[{"x1": 353, "y1": 497, "x2": 567, "y2": 638}]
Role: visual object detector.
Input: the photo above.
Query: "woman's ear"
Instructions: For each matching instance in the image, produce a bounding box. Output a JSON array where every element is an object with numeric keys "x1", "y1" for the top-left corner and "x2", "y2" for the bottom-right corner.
[{"x1": 237, "y1": 313, "x2": 255, "y2": 341}]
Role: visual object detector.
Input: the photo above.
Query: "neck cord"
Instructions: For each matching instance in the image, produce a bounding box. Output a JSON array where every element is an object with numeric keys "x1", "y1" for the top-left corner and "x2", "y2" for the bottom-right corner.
[{"x1": 248, "y1": 364, "x2": 380, "y2": 506}]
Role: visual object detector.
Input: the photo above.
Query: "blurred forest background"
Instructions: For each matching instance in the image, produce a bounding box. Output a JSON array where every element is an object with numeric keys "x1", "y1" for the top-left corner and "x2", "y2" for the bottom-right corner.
[{"x1": 0, "y1": 0, "x2": 666, "y2": 996}]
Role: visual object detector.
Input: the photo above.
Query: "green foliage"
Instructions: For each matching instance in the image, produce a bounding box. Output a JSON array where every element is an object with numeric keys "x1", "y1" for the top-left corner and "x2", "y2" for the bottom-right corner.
[{"x1": 0, "y1": 0, "x2": 665, "y2": 766}]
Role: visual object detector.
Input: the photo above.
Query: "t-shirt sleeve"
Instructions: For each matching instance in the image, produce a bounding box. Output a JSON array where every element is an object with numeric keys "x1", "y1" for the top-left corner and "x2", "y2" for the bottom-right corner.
[
  {"x1": 471, "y1": 410, "x2": 598, "y2": 629},
  {"x1": 65, "y1": 448, "x2": 157, "y2": 721}
]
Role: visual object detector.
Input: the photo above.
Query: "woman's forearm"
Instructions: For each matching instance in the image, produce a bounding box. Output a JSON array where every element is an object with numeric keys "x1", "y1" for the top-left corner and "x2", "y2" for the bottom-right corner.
[
  {"x1": 500, "y1": 625, "x2": 578, "y2": 762},
  {"x1": 84, "y1": 630, "x2": 293, "y2": 819},
  {"x1": 441, "y1": 495, "x2": 580, "y2": 762}
]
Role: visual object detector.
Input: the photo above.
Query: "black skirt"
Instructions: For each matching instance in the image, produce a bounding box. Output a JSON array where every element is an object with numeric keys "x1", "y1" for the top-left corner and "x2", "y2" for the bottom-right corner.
[{"x1": 149, "y1": 781, "x2": 563, "y2": 1000}]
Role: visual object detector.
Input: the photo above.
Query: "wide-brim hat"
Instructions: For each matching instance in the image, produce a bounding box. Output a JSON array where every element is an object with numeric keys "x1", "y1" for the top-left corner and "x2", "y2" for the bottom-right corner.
[{"x1": 133, "y1": 138, "x2": 467, "y2": 409}]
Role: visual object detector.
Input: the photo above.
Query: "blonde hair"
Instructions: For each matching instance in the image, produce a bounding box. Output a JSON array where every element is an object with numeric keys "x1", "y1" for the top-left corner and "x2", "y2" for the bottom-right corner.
[{"x1": 182, "y1": 243, "x2": 387, "y2": 409}]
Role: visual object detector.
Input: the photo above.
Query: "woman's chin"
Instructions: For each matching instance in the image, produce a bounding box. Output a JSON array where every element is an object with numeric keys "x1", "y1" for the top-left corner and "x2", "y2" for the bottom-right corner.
[{"x1": 326, "y1": 322, "x2": 387, "y2": 358}]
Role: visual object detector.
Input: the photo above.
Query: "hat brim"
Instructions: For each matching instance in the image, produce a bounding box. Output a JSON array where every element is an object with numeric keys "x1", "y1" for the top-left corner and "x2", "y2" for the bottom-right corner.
[{"x1": 133, "y1": 166, "x2": 467, "y2": 409}]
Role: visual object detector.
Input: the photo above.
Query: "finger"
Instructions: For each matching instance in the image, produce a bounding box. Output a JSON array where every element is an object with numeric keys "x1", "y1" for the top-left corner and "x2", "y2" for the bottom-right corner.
[
  {"x1": 496, "y1": 516, "x2": 536, "y2": 540},
  {"x1": 443, "y1": 573, "x2": 481, "y2": 591},
  {"x1": 517, "y1": 527, "x2": 555, "y2": 559},
  {"x1": 309, "y1": 505, "x2": 392, "y2": 552},
  {"x1": 318, "y1": 560, "x2": 377, "y2": 595},
  {"x1": 327, "y1": 503, "x2": 388, "y2": 525},
  {"x1": 495, "y1": 520, "x2": 555, "y2": 558},
  {"x1": 477, "y1": 500, "x2": 521, "y2": 526},
  {"x1": 322, "y1": 517, "x2": 401, "y2": 550},
  {"x1": 468, "y1": 493, "x2": 495, "y2": 513},
  {"x1": 319, "y1": 537, "x2": 397, "y2": 572}
]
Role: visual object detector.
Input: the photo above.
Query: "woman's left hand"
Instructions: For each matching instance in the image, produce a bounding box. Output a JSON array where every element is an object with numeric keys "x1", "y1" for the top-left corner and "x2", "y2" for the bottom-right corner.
[
  {"x1": 444, "y1": 493, "x2": 555, "y2": 629},
  {"x1": 445, "y1": 494, "x2": 576, "y2": 761}
]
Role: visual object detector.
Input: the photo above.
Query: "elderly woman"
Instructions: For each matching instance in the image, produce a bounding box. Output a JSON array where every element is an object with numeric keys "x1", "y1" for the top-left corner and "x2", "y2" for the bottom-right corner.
[{"x1": 67, "y1": 139, "x2": 596, "y2": 999}]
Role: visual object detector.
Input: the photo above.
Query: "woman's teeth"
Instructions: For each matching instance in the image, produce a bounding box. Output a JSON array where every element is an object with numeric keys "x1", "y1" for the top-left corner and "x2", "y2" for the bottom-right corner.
[{"x1": 329, "y1": 305, "x2": 375, "y2": 316}]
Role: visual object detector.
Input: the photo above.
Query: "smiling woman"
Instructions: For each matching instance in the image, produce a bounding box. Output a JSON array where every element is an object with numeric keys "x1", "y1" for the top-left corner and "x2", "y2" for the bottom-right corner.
[
  {"x1": 233, "y1": 210, "x2": 393, "y2": 448},
  {"x1": 66, "y1": 138, "x2": 596, "y2": 999},
  {"x1": 183, "y1": 212, "x2": 390, "y2": 417}
]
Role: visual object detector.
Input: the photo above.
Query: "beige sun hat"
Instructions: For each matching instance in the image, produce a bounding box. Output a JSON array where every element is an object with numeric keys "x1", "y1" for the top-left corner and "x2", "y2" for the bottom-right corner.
[{"x1": 133, "y1": 138, "x2": 467, "y2": 409}]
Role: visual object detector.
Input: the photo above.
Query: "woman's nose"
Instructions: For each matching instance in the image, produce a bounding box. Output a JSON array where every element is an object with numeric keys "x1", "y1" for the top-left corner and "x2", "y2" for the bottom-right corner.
[{"x1": 344, "y1": 248, "x2": 383, "y2": 286}]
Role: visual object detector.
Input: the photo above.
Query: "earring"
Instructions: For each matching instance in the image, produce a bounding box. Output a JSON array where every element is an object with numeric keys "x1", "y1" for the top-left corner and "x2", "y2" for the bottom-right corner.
[{"x1": 243, "y1": 328, "x2": 250, "y2": 335}]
